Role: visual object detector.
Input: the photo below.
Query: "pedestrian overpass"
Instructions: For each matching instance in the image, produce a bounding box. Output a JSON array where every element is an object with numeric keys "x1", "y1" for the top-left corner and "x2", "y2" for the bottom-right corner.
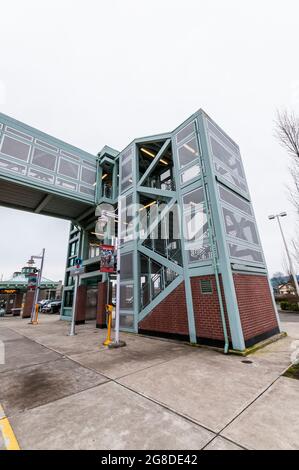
[
  {"x1": 0, "y1": 112, "x2": 97, "y2": 223},
  {"x1": 0, "y1": 109, "x2": 280, "y2": 352}
]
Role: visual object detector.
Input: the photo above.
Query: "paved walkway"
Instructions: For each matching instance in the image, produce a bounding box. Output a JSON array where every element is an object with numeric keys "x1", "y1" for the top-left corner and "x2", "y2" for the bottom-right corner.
[{"x1": 0, "y1": 312, "x2": 298, "y2": 450}]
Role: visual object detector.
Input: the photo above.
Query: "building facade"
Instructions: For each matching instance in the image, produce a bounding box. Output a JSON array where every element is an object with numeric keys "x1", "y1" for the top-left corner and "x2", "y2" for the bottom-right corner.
[
  {"x1": 0, "y1": 110, "x2": 280, "y2": 351},
  {"x1": 60, "y1": 110, "x2": 280, "y2": 351},
  {"x1": 0, "y1": 266, "x2": 59, "y2": 315}
]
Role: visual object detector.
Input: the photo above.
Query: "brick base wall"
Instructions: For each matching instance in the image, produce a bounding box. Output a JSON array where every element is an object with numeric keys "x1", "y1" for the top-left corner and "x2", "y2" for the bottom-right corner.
[
  {"x1": 96, "y1": 282, "x2": 107, "y2": 328},
  {"x1": 138, "y1": 282, "x2": 189, "y2": 339},
  {"x1": 22, "y1": 290, "x2": 35, "y2": 318},
  {"x1": 137, "y1": 273, "x2": 280, "y2": 350},
  {"x1": 233, "y1": 273, "x2": 279, "y2": 346},
  {"x1": 75, "y1": 285, "x2": 87, "y2": 324},
  {"x1": 191, "y1": 275, "x2": 231, "y2": 346}
]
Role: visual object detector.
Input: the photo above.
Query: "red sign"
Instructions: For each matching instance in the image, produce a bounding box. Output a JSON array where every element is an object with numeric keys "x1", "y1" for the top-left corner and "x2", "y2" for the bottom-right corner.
[
  {"x1": 27, "y1": 272, "x2": 37, "y2": 290},
  {"x1": 100, "y1": 245, "x2": 115, "y2": 273}
]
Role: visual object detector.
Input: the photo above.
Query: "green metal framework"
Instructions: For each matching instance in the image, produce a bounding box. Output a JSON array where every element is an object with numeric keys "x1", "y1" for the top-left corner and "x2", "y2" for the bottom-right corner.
[{"x1": 0, "y1": 109, "x2": 279, "y2": 350}]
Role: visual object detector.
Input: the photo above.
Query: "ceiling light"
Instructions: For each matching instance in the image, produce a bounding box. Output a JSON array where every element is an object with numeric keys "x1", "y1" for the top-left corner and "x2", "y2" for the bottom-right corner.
[
  {"x1": 140, "y1": 147, "x2": 168, "y2": 165},
  {"x1": 183, "y1": 143, "x2": 198, "y2": 155},
  {"x1": 139, "y1": 200, "x2": 157, "y2": 211}
]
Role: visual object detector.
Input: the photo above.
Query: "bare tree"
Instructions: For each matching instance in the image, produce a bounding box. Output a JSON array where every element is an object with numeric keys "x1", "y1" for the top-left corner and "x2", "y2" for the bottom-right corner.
[{"x1": 274, "y1": 109, "x2": 299, "y2": 212}]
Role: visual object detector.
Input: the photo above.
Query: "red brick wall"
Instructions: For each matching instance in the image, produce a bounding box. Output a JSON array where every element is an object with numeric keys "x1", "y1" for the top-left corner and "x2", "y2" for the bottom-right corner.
[
  {"x1": 233, "y1": 273, "x2": 279, "y2": 341},
  {"x1": 191, "y1": 275, "x2": 231, "y2": 342},
  {"x1": 75, "y1": 285, "x2": 87, "y2": 324},
  {"x1": 138, "y1": 273, "x2": 279, "y2": 348},
  {"x1": 96, "y1": 282, "x2": 107, "y2": 328},
  {"x1": 22, "y1": 290, "x2": 35, "y2": 318},
  {"x1": 138, "y1": 282, "x2": 189, "y2": 336}
]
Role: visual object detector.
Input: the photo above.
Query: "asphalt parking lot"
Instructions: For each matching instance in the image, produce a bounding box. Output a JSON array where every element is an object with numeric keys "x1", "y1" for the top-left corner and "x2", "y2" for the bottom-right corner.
[{"x1": 0, "y1": 312, "x2": 299, "y2": 450}]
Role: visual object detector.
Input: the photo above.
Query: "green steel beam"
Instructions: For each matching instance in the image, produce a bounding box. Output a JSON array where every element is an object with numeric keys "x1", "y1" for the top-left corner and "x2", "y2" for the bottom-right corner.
[
  {"x1": 138, "y1": 274, "x2": 184, "y2": 322},
  {"x1": 138, "y1": 139, "x2": 171, "y2": 187},
  {"x1": 138, "y1": 244, "x2": 183, "y2": 275}
]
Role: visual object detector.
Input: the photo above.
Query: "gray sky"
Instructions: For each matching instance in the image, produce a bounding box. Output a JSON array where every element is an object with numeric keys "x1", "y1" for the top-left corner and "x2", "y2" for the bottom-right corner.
[{"x1": 0, "y1": 0, "x2": 298, "y2": 281}]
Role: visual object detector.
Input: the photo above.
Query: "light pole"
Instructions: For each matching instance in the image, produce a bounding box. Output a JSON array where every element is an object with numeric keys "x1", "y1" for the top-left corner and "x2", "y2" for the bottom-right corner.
[
  {"x1": 97, "y1": 203, "x2": 125, "y2": 348},
  {"x1": 28, "y1": 248, "x2": 45, "y2": 323},
  {"x1": 268, "y1": 212, "x2": 299, "y2": 297}
]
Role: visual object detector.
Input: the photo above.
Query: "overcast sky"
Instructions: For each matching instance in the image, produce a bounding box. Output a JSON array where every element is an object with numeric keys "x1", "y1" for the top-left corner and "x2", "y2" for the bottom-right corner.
[{"x1": 0, "y1": 0, "x2": 298, "y2": 281}]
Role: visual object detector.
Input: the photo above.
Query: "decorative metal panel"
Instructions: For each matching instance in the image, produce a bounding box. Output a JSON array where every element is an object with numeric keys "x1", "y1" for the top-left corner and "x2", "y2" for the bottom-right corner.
[
  {"x1": 207, "y1": 118, "x2": 249, "y2": 198},
  {"x1": 0, "y1": 114, "x2": 97, "y2": 202},
  {"x1": 182, "y1": 187, "x2": 212, "y2": 263},
  {"x1": 174, "y1": 121, "x2": 202, "y2": 187}
]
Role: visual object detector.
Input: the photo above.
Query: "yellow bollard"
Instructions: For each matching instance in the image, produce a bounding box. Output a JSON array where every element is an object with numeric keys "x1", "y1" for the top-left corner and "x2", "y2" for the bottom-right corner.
[
  {"x1": 103, "y1": 304, "x2": 113, "y2": 346},
  {"x1": 32, "y1": 303, "x2": 39, "y2": 325}
]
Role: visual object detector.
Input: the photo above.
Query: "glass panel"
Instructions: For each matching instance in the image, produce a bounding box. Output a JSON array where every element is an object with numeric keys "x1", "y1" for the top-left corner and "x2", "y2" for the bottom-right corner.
[
  {"x1": 120, "y1": 147, "x2": 133, "y2": 193},
  {"x1": 183, "y1": 187, "x2": 204, "y2": 207},
  {"x1": 176, "y1": 122, "x2": 194, "y2": 144},
  {"x1": 183, "y1": 187, "x2": 211, "y2": 263},
  {"x1": 119, "y1": 194, "x2": 134, "y2": 243},
  {"x1": 120, "y1": 252, "x2": 133, "y2": 281},
  {"x1": 222, "y1": 207, "x2": 259, "y2": 245},
  {"x1": 0, "y1": 157, "x2": 26, "y2": 174},
  {"x1": 1, "y1": 135, "x2": 30, "y2": 161},
  {"x1": 187, "y1": 242, "x2": 212, "y2": 263},
  {"x1": 64, "y1": 290, "x2": 74, "y2": 307},
  {"x1": 177, "y1": 137, "x2": 199, "y2": 169},
  {"x1": 215, "y1": 161, "x2": 248, "y2": 193},
  {"x1": 35, "y1": 139, "x2": 58, "y2": 152},
  {"x1": 229, "y1": 243, "x2": 263, "y2": 263},
  {"x1": 180, "y1": 163, "x2": 200, "y2": 184},
  {"x1": 6, "y1": 126, "x2": 33, "y2": 141},
  {"x1": 28, "y1": 169, "x2": 54, "y2": 183},
  {"x1": 32, "y1": 148, "x2": 56, "y2": 171},
  {"x1": 210, "y1": 136, "x2": 244, "y2": 179},
  {"x1": 81, "y1": 166, "x2": 96, "y2": 185},
  {"x1": 119, "y1": 314, "x2": 134, "y2": 328},
  {"x1": 56, "y1": 178, "x2": 77, "y2": 191},
  {"x1": 58, "y1": 158, "x2": 79, "y2": 179},
  {"x1": 79, "y1": 185, "x2": 94, "y2": 195},
  {"x1": 219, "y1": 185, "x2": 252, "y2": 215},
  {"x1": 120, "y1": 284, "x2": 134, "y2": 310},
  {"x1": 60, "y1": 149, "x2": 80, "y2": 161},
  {"x1": 207, "y1": 119, "x2": 239, "y2": 155}
]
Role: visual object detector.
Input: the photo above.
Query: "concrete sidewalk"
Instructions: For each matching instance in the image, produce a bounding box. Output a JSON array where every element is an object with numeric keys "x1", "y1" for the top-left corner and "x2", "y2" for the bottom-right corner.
[{"x1": 0, "y1": 312, "x2": 298, "y2": 450}]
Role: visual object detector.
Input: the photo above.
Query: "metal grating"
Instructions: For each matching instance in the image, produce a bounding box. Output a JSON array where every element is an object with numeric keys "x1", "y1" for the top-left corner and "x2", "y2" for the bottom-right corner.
[{"x1": 200, "y1": 279, "x2": 213, "y2": 294}]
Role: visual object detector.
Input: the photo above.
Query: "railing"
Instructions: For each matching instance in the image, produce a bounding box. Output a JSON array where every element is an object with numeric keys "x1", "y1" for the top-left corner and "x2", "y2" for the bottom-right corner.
[{"x1": 140, "y1": 265, "x2": 178, "y2": 309}]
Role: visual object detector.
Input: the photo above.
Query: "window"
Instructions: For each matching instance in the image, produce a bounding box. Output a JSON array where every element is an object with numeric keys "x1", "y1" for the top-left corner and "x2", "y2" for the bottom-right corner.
[
  {"x1": 1, "y1": 135, "x2": 31, "y2": 161},
  {"x1": 119, "y1": 194, "x2": 134, "y2": 244},
  {"x1": 69, "y1": 240, "x2": 78, "y2": 257},
  {"x1": 176, "y1": 122, "x2": 194, "y2": 144},
  {"x1": 32, "y1": 148, "x2": 57, "y2": 171},
  {"x1": 120, "y1": 147, "x2": 133, "y2": 193},
  {"x1": 222, "y1": 207, "x2": 259, "y2": 245},
  {"x1": 120, "y1": 252, "x2": 133, "y2": 280},
  {"x1": 177, "y1": 137, "x2": 199, "y2": 169},
  {"x1": 58, "y1": 158, "x2": 79, "y2": 179},
  {"x1": 183, "y1": 188, "x2": 211, "y2": 263},
  {"x1": 81, "y1": 166, "x2": 96, "y2": 185},
  {"x1": 120, "y1": 284, "x2": 134, "y2": 309},
  {"x1": 64, "y1": 290, "x2": 74, "y2": 307},
  {"x1": 180, "y1": 163, "x2": 200, "y2": 184}
]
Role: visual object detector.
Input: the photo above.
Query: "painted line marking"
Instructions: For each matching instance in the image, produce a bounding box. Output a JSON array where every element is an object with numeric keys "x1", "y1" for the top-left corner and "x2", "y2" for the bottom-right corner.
[{"x1": 0, "y1": 404, "x2": 20, "y2": 450}]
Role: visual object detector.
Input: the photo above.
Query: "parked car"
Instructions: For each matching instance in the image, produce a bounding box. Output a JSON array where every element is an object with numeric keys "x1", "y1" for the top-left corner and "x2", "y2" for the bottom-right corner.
[
  {"x1": 38, "y1": 299, "x2": 51, "y2": 309},
  {"x1": 41, "y1": 300, "x2": 61, "y2": 314}
]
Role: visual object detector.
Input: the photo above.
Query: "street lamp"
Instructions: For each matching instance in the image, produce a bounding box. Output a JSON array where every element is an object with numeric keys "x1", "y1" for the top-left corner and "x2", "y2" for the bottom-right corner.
[
  {"x1": 28, "y1": 248, "x2": 45, "y2": 323},
  {"x1": 97, "y1": 204, "x2": 125, "y2": 348},
  {"x1": 268, "y1": 212, "x2": 299, "y2": 297}
]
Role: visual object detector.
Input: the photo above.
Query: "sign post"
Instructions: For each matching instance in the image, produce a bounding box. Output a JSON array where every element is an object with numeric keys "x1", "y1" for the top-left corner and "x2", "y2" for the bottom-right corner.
[{"x1": 69, "y1": 258, "x2": 84, "y2": 336}]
